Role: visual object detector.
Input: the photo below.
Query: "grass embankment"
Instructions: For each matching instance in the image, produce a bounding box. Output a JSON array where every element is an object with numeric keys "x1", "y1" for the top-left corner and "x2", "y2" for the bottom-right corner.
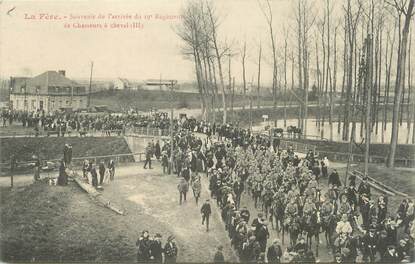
[
  {"x1": 336, "y1": 164, "x2": 415, "y2": 209},
  {"x1": 0, "y1": 137, "x2": 131, "y2": 164},
  {"x1": 0, "y1": 182, "x2": 139, "y2": 262}
]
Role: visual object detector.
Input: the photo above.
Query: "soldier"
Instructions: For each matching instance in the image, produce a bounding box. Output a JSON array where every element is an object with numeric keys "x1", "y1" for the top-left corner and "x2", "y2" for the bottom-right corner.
[
  {"x1": 191, "y1": 176, "x2": 201, "y2": 205},
  {"x1": 284, "y1": 200, "x2": 299, "y2": 228},
  {"x1": 144, "y1": 142, "x2": 153, "y2": 169},
  {"x1": 303, "y1": 197, "x2": 317, "y2": 217},
  {"x1": 164, "y1": 236, "x2": 178, "y2": 264},
  {"x1": 108, "y1": 159, "x2": 115, "y2": 181},
  {"x1": 338, "y1": 194, "x2": 352, "y2": 218},
  {"x1": 177, "y1": 177, "x2": 189, "y2": 205},
  {"x1": 201, "y1": 199, "x2": 212, "y2": 232}
]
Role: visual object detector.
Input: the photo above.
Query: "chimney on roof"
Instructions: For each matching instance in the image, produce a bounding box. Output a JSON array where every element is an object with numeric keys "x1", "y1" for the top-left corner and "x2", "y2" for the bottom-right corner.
[{"x1": 58, "y1": 70, "x2": 66, "y2": 77}]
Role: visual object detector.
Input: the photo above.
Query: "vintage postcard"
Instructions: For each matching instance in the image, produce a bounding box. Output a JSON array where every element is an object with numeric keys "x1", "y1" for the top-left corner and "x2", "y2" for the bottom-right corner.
[{"x1": 0, "y1": 0, "x2": 414, "y2": 263}]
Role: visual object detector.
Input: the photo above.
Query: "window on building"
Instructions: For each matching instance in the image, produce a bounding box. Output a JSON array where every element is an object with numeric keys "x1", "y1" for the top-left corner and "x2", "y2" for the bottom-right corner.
[
  {"x1": 10, "y1": 101, "x2": 13, "y2": 110},
  {"x1": 51, "y1": 100, "x2": 55, "y2": 109},
  {"x1": 80, "y1": 99, "x2": 83, "y2": 106},
  {"x1": 31, "y1": 100, "x2": 36, "y2": 109},
  {"x1": 16, "y1": 100, "x2": 19, "y2": 109},
  {"x1": 66, "y1": 100, "x2": 70, "y2": 105},
  {"x1": 59, "y1": 101, "x2": 62, "y2": 107},
  {"x1": 24, "y1": 100, "x2": 28, "y2": 109}
]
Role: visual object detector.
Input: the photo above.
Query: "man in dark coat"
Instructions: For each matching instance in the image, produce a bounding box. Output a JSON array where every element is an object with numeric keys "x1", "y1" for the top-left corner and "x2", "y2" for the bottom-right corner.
[
  {"x1": 150, "y1": 233, "x2": 163, "y2": 263},
  {"x1": 361, "y1": 228, "x2": 378, "y2": 262},
  {"x1": 233, "y1": 179, "x2": 244, "y2": 209},
  {"x1": 358, "y1": 177, "x2": 371, "y2": 206},
  {"x1": 201, "y1": 199, "x2": 212, "y2": 231},
  {"x1": 267, "y1": 239, "x2": 282, "y2": 264},
  {"x1": 328, "y1": 169, "x2": 342, "y2": 187},
  {"x1": 98, "y1": 161, "x2": 105, "y2": 185},
  {"x1": 256, "y1": 222, "x2": 270, "y2": 252},
  {"x1": 154, "y1": 140, "x2": 161, "y2": 160},
  {"x1": 91, "y1": 165, "x2": 98, "y2": 187},
  {"x1": 57, "y1": 159, "x2": 67, "y2": 186}
]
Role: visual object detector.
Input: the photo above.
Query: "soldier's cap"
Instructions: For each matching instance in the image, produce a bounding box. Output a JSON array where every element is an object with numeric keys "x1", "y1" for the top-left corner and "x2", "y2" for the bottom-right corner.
[
  {"x1": 154, "y1": 233, "x2": 162, "y2": 238},
  {"x1": 258, "y1": 213, "x2": 263, "y2": 217},
  {"x1": 206, "y1": 199, "x2": 210, "y2": 202},
  {"x1": 387, "y1": 245, "x2": 396, "y2": 250},
  {"x1": 167, "y1": 235, "x2": 175, "y2": 242},
  {"x1": 217, "y1": 245, "x2": 223, "y2": 250},
  {"x1": 142, "y1": 230, "x2": 149, "y2": 234},
  {"x1": 369, "y1": 228, "x2": 376, "y2": 232}
]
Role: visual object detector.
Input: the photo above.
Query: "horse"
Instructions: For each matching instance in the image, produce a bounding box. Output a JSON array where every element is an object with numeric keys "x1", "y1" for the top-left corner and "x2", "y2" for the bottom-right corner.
[
  {"x1": 285, "y1": 216, "x2": 301, "y2": 246},
  {"x1": 320, "y1": 213, "x2": 337, "y2": 249},
  {"x1": 301, "y1": 211, "x2": 321, "y2": 257},
  {"x1": 261, "y1": 189, "x2": 274, "y2": 218},
  {"x1": 270, "y1": 198, "x2": 285, "y2": 233}
]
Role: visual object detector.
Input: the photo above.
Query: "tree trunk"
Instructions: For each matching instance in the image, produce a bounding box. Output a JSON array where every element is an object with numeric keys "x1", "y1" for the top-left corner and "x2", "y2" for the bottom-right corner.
[{"x1": 388, "y1": 0, "x2": 415, "y2": 167}]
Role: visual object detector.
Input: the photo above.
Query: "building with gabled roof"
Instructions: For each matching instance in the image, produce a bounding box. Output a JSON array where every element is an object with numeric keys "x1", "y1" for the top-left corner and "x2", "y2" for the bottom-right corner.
[{"x1": 9, "y1": 70, "x2": 87, "y2": 112}]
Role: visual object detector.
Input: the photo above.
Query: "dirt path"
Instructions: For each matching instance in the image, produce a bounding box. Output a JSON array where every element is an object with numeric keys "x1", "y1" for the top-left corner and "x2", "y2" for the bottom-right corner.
[{"x1": 94, "y1": 163, "x2": 238, "y2": 262}]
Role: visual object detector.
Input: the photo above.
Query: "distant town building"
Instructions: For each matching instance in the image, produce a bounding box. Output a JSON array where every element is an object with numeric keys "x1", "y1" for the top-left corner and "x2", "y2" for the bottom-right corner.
[
  {"x1": 143, "y1": 79, "x2": 177, "y2": 91},
  {"x1": 113, "y1": 78, "x2": 132, "y2": 90},
  {"x1": 9, "y1": 70, "x2": 87, "y2": 112}
]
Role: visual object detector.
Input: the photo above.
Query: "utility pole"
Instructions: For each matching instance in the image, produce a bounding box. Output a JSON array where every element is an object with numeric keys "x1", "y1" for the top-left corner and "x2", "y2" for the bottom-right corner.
[
  {"x1": 249, "y1": 81, "x2": 253, "y2": 131},
  {"x1": 169, "y1": 80, "x2": 177, "y2": 175},
  {"x1": 364, "y1": 35, "x2": 373, "y2": 176},
  {"x1": 87, "y1": 61, "x2": 94, "y2": 108}
]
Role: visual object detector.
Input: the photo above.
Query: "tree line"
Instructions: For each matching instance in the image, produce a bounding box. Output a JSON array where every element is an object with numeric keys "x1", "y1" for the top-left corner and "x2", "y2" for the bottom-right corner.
[{"x1": 176, "y1": 0, "x2": 415, "y2": 168}]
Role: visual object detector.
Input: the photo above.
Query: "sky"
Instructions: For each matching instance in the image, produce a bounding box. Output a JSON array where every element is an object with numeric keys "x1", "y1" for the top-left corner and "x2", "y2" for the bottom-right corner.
[
  {"x1": 4, "y1": 0, "x2": 410, "y2": 88},
  {"x1": 0, "y1": 0, "x2": 303, "y2": 84}
]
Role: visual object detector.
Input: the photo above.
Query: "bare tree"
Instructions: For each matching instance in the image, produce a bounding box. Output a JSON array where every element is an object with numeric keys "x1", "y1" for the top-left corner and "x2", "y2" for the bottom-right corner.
[
  {"x1": 257, "y1": 41, "x2": 262, "y2": 109},
  {"x1": 343, "y1": 0, "x2": 363, "y2": 141},
  {"x1": 259, "y1": 0, "x2": 279, "y2": 126},
  {"x1": 241, "y1": 40, "x2": 247, "y2": 111},
  {"x1": 206, "y1": 2, "x2": 228, "y2": 124},
  {"x1": 387, "y1": 0, "x2": 415, "y2": 167}
]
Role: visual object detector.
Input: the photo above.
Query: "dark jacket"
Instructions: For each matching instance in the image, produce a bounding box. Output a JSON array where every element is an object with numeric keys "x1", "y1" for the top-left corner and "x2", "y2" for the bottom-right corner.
[
  {"x1": 201, "y1": 202, "x2": 212, "y2": 216},
  {"x1": 267, "y1": 244, "x2": 282, "y2": 263},
  {"x1": 150, "y1": 240, "x2": 163, "y2": 263},
  {"x1": 213, "y1": 250, "x2": 225, "y2": 263}
]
